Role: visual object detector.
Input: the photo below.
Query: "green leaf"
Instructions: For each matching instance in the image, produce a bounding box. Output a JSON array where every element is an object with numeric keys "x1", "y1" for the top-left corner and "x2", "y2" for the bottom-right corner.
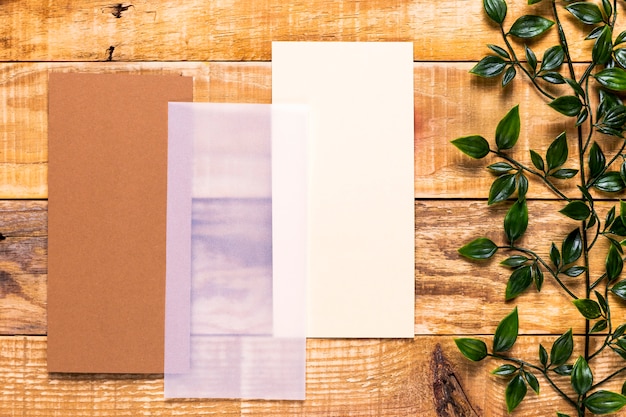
[
  {"x1": 562, "y1": 266, "x2": 586, "y2": 277},
  {"x1": 607, "y1": 245, "x2": 624, "y2": 281},
  {"x1": 548, "y1": 96, "x2": 582, "y2": 117},
  {"x1": 550, "y1": 243, "x2": 561, "y2": 268},
  {"x1": 505, "y1": 374, "x2": 527, "y2": 413},
  {"x1": 595, "y1": 68, "x2": 626, "y2": 91},
  {"x1": 564, "y1": 78, "x2": 585, "y2": 98},
  {"x1": 591, "y1": 319, "x2": 608, "y2": 333},
  {"x1": 459, "y1": 237, "x2": 498, "y2": 259},
  {"x1": 621, "y1": 161, "x2": 626, "y2": 184},
  {"x1": 621, "y1": 200, "x2": 626, "y2": 225},
  {"x1": 556, "y1": 413, "x2": 571, "y2": 417},
  {"x1": 607, "y1": 206, "x2": 617, "y2": 228},
  {"x1": 602, "y1": 0, "x2": 612, "y2": 18},
  {"x1": 562, "y1": 228, "x2": 583, "y2": 265},
  {"x1": 572, "y1": 299, "x2": 602, "y2": 320},
  {"x1": 495, "y1": 105, "x2": 521, "y2": 150},
  {"x1": 554, "y1": 364, "x2": 573, "y2": 375},
  {"x1": 610, "y1": 217, "x2": 626, "y2": 236},
  {"x1": 493, "y1": 307, "x2": 519, "y2": 352},
  {"x1": 611, "y1": 280, "x2": 626, "y2": 301},
  {"x1": 525, "y1": 371, "x2": 540, "y2": 394},
  {"x1": 452, "y1": 135, "x2": 490, "y2": 159},
  {"x1": 614, "y1": 324, "x2": 626, "y2": 339},
  {"x1": 600, "y1": 105, "x2": 626, "y2": 128},
  {"x1": 617, "y1": 30, "x2": 626, "y2": 45},
  {"x1": 502, "y1": 66, "x2": 517, "y2": 87},
  {"x1": 540, "y1": 45, "x2": 564, "y2": 72},
  {"x1": 566, "y1": 2, "x2": 604, "y2": 24},
  {"x1": 560, "y1": 201, "x2": 590, "y2": 220},
  {"x1": 529, "y1": 149, "x2": 545, "y2": 172},
  {"x1": 509, "y1": 15, "x2": 554, "y2": 38},
  {"x1": 551, "y1": 329, "x2": 573, "y2": 366},
  {"x1": 596, "y1": 290, "x2": 608, "y2": 315},
  {"x1": 615, "y1": 48, "x2": 626, "y2": 69},
  {"x1": 571, "y1": 356, "x2": 593, "y2": 395},
  {"x1": 589, "y1": 142, "x2": 606, "y2": 180},
  {"x1": 488, "y1": 44, "x2": 510, "y2": 59},
  {"x1": 593, "y1": 25, "x2": 613, "y2": 65},
  {"x1": 528, "y1": 0, "x2": 543, "y2": 4},
  {"x1": 622, "y1": 380, "x2": 626, "y2": 396},
  {"x1": 533, "y1": 262, "x2": 544, "y2": 291},
  {"x1": 483, "y1": 0, "x2": 507, "y2": 24},
  {"x1": 525, "y1": 45, "x2": 537, "y2": 73},
  {"x1": 455, "y1": 338, "x2": 488, "y2": 361},
  {"x1": 539, "y1": 344, "x2": 548, "y2": 367},
  {"x1": 488, "y1": 173, "x2": 517, "y2": 205},
  {"x1": 541, "y1": 72, "x2": 565, "y2": 84},
  {"x1": 505, "y1": 265, "x2": 533, "y2": 300},
  {"x1": 576, "y1": 109, "x2": 588, "y2": 126},
  {"x1": 551, "y1": 169, "x2": 578, "y2": 179},
  {"x1": 584, "y1": 390, "x2": 626, "y2": 414},
  {"x1": 501, "y1": 255, "x2": 530, "y2": 268},
  {"x1": 546, "y1": 132, "x2": 568, "y2": 171},
  {"x1": 595, "y1": 172, "x2": 626, "y2": 193},
  {"x1": 517, "y1": 174, "x2": 528, "y2": 200},
  {"x1": 487, "y1": 162, "x2": 514, "y2": 173},
  {"x1": 471, "y1": 56, "x2": 507, "y2": 78},
  {"x1": 504, "y1": 200, "x2": 528, "y2": 243},
  {"x1": 492, "y1": 364, "x2": 518, "y2": 375}
]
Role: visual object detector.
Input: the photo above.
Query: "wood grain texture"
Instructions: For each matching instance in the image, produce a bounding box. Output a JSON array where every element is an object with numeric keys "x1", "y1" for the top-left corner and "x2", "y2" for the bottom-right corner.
[
  {"x1": 3, "y1": 335, "x2": 616, "y2": 417},
  {"x1": 0, "y1": 0, "x2": 622, "y2": 62},
  {"x1": 0, "y1": 62, "x2": 607, "y2": 199}
]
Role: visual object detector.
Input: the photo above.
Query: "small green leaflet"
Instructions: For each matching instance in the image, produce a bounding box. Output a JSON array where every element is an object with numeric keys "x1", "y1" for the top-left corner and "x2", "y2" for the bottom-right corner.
[
  {"x1": 458, "y1": 237, "x2": 498, "y2": 259},
  {"x1": 509, "y1": 15, "x2": 554, "y2": 38},
  {"x1": 493, "y1": 307, "x2": 519, "y2": 352},
  {"x1": 452, "y1": 135, "x2": 490, "y2": 159},
  {"x1": 455, "y1": 338, "x2": 488, "y2": 361}
]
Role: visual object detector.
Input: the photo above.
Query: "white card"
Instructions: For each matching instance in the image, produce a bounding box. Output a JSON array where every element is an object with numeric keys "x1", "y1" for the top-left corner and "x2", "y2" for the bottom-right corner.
[{"x1": 272, "y1": 42, "x2": 415, "y2": 338}]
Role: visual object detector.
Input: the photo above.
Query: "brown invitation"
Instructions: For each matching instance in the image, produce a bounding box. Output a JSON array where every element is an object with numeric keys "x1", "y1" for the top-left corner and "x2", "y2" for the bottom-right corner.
[{"x1": 47, "y1": 73, "x2": 193, "y2": 373}]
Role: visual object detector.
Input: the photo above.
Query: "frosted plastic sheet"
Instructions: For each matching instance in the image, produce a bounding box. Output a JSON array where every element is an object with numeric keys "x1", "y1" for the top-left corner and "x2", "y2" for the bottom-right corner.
[{"x1": 165, "y1": 103, "x2": 308, "y2": 400}]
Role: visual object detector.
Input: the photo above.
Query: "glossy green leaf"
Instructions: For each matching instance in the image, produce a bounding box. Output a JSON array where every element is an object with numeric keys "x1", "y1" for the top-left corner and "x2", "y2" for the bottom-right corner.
[
  {"x1": 488, "y1": 44, "x2": 510, "y2": 59},
  {"x1": 572, "y1": 299, "x2": 602, "y2": 319},
  {"x1": 565, "y1": 78, "x2": 585, "y2": 98},
  {"x1": 556, "y1": 413, "x2": 571, "y2": 417},
  {"x1": 458, "y1": 237, "x2": 498, "y2": 259},
  {"x1": 607, "y1": 206, "x2": 617, "y2": 228},
  {"x1": 533, "y1": 263, "x2": 544, "y2": 291},
  {"x1": 546, "y1": 132, "x2": 568, "y2": 171},
  {"x1": 495, "y1": 105, "x2": 520, "y2": 150},
  {"x1": 593, "y1": 25, "x2": 613, "y2": 65},
  {"x1": 566, "y1": 2, "x2": 604, "y2": 24},
  {"x1": 525, "y1": 371, "x2": 540, "y2": 394},
  {"x1": 554, "y1": 364, "x2": 573, "y2": 376},
  {"x1": 539, "y1": 344, "x2": 548, "y2": 367},
  {"x1": 562, "y1": 228, "x2": 583, "y2": 265},
  {"x1": 617, "y1": 30, "x2": 626, "y2": 45},
  {"x1": 621, "y1": 161, "x2": 626, "y2": 184},
  {"x1": 487, "y1": 162, "x2": 514, "y2": 173},
  {"x1": 562, "y1": 266, "x2": 586, "y2": 277},
  {"x1": 621, "y1": 200, "x2": 626, "y2": 225},
  {"x1": 540, "y1": 72, "x2": 565, "y2": 84},
  {"x1": 584, "y1": 390, "x2": 626, "y2": 414},
  {"x1": 505, "y1": 374, "x2": 527, "y2": 413},
  {"x1": 540, "y1": 45, "x2": 564, "y2": 72},
  {"x1": 509, "y1": 15, "x2": 554, "y2": 38},
  {"x1": 595, "y1": 172, "x2": 626, "y2": 193},
  {"x1": 614, "y1": 324, "x2": 626, "y2": 339},
  {"x1": 493, "y1": 307, "x2": 519, "y2": 352},
  {"x1": 504, "y1": 200, "x2": 528, "y2": 243},
  {"x1": 501, "y1": 255, "x2": 530, "y2": 268},
  {"x1": 528, "y1": 0, "x2": 543, "y2": 4},
  {"x1": 602, "y1": 0, "x2": 612, "y2": 18},
  {"x1": 615, "y1": 48, "x2": 626, "y2": 69},
  {"x1": 587, "y1": 26, "x2": 605, "y2": 40},
  {"x1": 589, "y1": 142, "x2": 606, "y2": 180},
  {"x1": 611, "y1": 280, "x2": 626, "y2": 301},
  {"x1": 610, "y1": 217, "x2": 626, "y2": 236},
  {"x1": 517, "y1": 174, "x2": 528, "y2": 200},
  {"x1": 505, "y1": 265, "x2": 533, "y2": 300},
  {"x1": 471, "y1": 56, "x2": 507, "y2": 77},
  {"x1": 550, "y1": 242, "x2": 561, "y2": 268},
  {"x1": 529, "y1": 149, "x2": 545, "y2": 172},
  {"x1": 607, "y1": 245, "x2": 624, "y2": 281},
  {"x1": 622, "y1": 380, "x2": 626, "y2": 396},
  {"x1": 488, "y1": 173, "x2": 516, "y2": 205},
  {"x1": 595, "y1": 68, "x2": 626, "y2": 91},
  {"x1": 525, "y1": 45, "x2": 537, "y2": 73},
  {"x1": 560, "y1": 201, "x2": 590, "y2": 220},
  {"x1": 492, "y1": 364, "x2": 518, "y2": 375},
  {"x1": 596, "y1": 290, "x2": 608, "y2": 315},
  {"x1": 548, "y1": 96, "x2": 582, "y2": 117},
  {"x1": 452, "y1": 135, "x2": 490, "y2": 159},
  {"x1": 550, "y1": 329, "x2": 574, "y2": 366},
  {"x1": 483, "y1": 0, "x2": 507, "y2": 24},
  {"x1": 601, "y1": 105, "x2": 626, "y2": 128},
  {"x1": 455, "y1": 338, "x2": 488, "y2": 361},
  {"x1": 591, "y1": 319, "x2": 608, "y2": 333},
  {"x1": 571, "y1": 356, "x2": 593, "y2": 395},
  {"x1": 576, "y1": 108, "x2": 588, "y2": 126},
  {"x1": 551, "y1": 169, "x2": 578, "y2": 179},
  {"x1": 502, "y1": 66, "x2": 516, "y2": 87}
]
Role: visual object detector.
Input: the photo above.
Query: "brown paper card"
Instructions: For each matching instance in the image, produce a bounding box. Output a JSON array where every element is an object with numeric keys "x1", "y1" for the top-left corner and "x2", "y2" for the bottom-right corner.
[{"x1": 47, "y1": 73, "x2": 193, "y2": 373}]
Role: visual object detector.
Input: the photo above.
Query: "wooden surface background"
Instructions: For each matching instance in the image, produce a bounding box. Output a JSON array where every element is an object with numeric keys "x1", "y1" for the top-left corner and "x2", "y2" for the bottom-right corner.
[{"x1": 0, "y1": 1, "x2": 619, "y2": 416}]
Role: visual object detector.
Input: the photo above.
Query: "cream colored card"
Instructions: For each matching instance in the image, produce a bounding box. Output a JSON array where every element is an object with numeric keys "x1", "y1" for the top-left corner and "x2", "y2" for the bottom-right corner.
[{"x1": 272, "y1": 42, "x2": 415, "y2": 338}]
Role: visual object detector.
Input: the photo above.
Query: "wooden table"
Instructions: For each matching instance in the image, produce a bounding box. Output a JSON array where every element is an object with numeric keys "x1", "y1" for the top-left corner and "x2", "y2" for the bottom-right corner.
[{"x1": 1, "y1": 1, "x2": 620, "y2": 415}]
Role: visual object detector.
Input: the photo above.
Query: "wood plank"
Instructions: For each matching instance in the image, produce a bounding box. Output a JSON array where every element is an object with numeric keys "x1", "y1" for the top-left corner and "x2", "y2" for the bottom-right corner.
[
  {"x1": 0, "y1": 1, "x2": 621, "y2": 62},
  {"x1": 0, "y1": 62, "x2": 605, "y2": 199},
  {"x1": 3, "y1": 199, "x2": 626, "y2": 336},
  {"x1": 1, "y1": 335, "x2": 621, "y2": 416}
]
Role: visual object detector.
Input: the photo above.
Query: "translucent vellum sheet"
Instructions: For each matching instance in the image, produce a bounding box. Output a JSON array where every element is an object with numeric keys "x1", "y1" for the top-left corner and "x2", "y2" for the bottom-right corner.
[{"x1": 165, "y1": 103, "x2": 308, "y2": 400}]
